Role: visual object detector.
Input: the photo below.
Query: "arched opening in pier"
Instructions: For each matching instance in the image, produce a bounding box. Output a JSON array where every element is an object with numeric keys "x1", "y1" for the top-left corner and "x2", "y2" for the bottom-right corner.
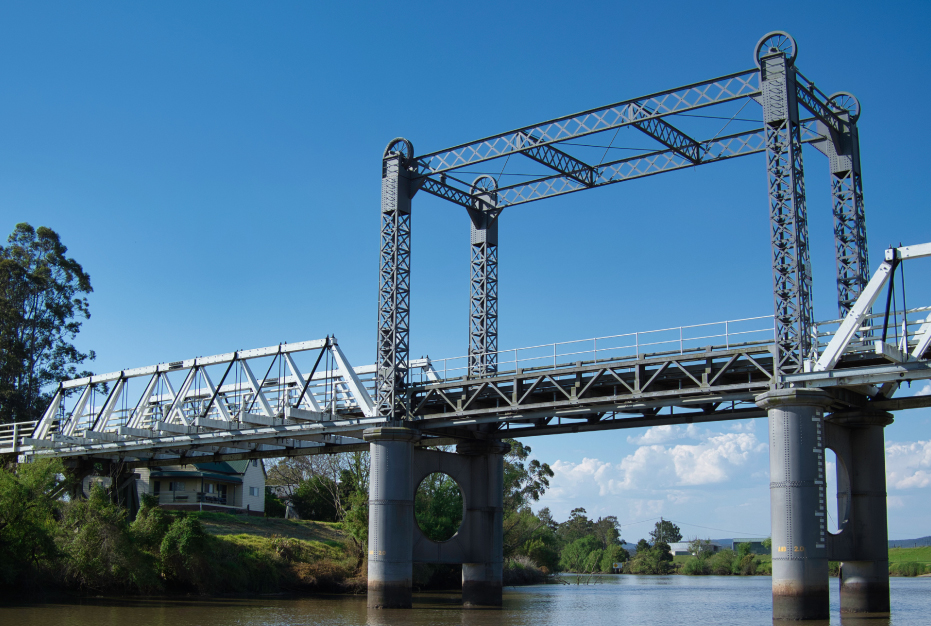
[
  {"x1": 825, "y1": 447, "x2": 850, "y2": 535},
  {"x1": 414, "y1": 472, "x2": 464, "y2": 542}
]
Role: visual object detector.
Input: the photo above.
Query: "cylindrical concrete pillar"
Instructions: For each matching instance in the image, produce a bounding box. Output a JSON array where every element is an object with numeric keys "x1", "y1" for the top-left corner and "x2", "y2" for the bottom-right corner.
[
  {"x1": 457, "y1": 440, "x2": 510, "y2": 607},
  {"x1": 757, "y1": 389, "x2": 833, "y2": 621},
  {"x1": 364, "y1": 426, "x2": 417, "y2": 609},
  {"x1": 828, "y1": 410, "x2": 893, "y2": 614}
]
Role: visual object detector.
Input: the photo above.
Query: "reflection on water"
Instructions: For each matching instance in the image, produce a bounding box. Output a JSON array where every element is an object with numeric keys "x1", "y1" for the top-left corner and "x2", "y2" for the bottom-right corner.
[{"x1": 2, "y1": 575, "x2": 928, "y2": 626}]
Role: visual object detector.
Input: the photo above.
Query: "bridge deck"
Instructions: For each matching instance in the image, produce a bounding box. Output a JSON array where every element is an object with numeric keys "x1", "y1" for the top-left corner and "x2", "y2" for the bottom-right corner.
[{"x1": 3, "y1": 309, "x2": 929, "y2": 466}]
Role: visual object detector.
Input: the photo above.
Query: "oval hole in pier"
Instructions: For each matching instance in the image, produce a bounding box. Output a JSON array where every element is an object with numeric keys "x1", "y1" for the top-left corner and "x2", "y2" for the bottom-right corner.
[
  {"x1": 414, "y1": 472, "x2": 464, "y2": 542},
  {"x1": 825, "y1": 448, "x2": 849, "y2": 535}
]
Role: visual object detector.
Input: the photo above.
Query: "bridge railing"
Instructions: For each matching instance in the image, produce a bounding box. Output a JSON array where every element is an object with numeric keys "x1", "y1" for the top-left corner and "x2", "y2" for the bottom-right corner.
[
  {"x1": 812, "y1": 306, "x2": 931, "y2": 356},
  {"x1": 0, "y1": 421, "x2": 37, "y2": 451},
  {"x1": 423, "y1": 315, "x2": 776, "y2": 381}
]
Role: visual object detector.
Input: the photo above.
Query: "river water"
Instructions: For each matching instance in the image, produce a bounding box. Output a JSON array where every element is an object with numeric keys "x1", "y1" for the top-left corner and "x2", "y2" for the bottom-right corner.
[{"x1": 3, "y1": 576, "x2": 929, "y2": 625}]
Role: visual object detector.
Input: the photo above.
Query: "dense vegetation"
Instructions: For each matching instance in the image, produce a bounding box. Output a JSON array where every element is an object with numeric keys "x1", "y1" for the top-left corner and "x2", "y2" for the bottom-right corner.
[
  {"x1": 679, "y1": 540, "x2": 772, "y2": 576},
  {"x1": 0, "y1": 459, "x2": 359, "y2": 595}
]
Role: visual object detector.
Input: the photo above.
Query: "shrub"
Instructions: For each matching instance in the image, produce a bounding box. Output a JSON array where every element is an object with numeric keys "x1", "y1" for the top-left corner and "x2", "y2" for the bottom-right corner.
[
  {"x1": 559, "y1": 536, "x2": 602, "y2": 573},
  {"x1": 682, "y1": 556, "x2": 710, "y2": 575},
  {"x1": 735, "y1": 554, "x2": 757, "y2": 575},
  {"x1": 56, "y1": 484, "x2": 159, "y2": 592},
  {"x1": 130, "y1": 493, "x2": 171, "y2": 549},
  {"x1": 160, "y1": 514, "x2": 209, "y2": 588},
  {"x1": 707, "y1": 549, "x2": 737, "y2": 575},
  {"x1": 265, "y1": 490, "x2": 287, "y2": 518},
  {"x1": 0, "y1": 458, "x2": 63, "y2": 587},
  {"x1": 521, "y1": 537, "x2": 560, "y2": 572},
  {"x1": 600, "y1": 544, "x2": 629, "y2": 572},
  {"x1": 890, "y1": 562, "x2": 929, "y2": 577},
  {"x1": 504, "y1": 555, "x2": 547, "y2": 585}
]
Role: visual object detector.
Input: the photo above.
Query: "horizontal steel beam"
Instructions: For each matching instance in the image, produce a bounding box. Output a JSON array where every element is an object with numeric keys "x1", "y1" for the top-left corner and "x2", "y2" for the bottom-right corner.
[
  {"x1": 415, "y1": 69, "x2": 760, "y2": 175},
  {"x1": 493, "y1": 406, "x2": 767, "y2": 438},
  {"x1": 786, "y1": 360, "x2": 931, "y2": 388},
  {"x1": 870, "y1": 395, "x2": 931, "y2": 412},
  {"x1": 61, "y1": 339, "x2": 327, "y2": 389},
  {"x1": 493, "y1": 127, "x2": 769, "y2": 207}
]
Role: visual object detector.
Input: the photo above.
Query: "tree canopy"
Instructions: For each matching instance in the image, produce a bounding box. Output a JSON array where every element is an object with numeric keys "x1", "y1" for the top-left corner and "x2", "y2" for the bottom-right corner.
[
  {"x1": 0, "y1": 223, "x2": 94, "y2": 423},
  {"x1": 649, "y1": 518, "x2": 682, "y2": 545}
]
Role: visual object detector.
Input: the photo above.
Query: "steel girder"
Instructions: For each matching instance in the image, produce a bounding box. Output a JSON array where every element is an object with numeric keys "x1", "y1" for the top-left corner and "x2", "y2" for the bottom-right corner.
[
  {"x1": 760, "y1": 52, "x2": 815, "y2": 376},
  {"x1": 376, "y1": 140, "x2": 414, "y2": 419},
  {"x1": 468, "y1": 178, "x2": 500, "y2": 378},
  {"x1": 418, "y1": 124, "x2": 821, "y2": 210},
  {"x1": 407, "y1": 344, "x2": 778, "y2": 422},
  {"x1": 414, "y1": 69, "x2": 760, "y2": 175}
]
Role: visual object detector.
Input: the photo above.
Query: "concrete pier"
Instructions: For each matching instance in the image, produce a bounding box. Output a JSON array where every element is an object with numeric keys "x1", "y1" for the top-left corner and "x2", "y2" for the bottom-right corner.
[
  {"x1": 826, "y1": 409, "x2": 893, "y2": 614},
  {"x1": 364, "y1": 426, "x2": 416, "y2": 609},
  {"x1": 757, "y1": 389, "x2": 833, "y2": 621},
  {"x1": 457, "y1": 440, "x2": 508, "y2": 607}
]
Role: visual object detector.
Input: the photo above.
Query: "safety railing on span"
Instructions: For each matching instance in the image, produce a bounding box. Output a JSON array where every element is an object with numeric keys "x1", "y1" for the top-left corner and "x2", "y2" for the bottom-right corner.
[
  {"x1": 420, "y1": 315, "x2": 776, "y2": 382},
  {"x1": 812, "y1": 306, "x2": 931, "y2": 356}
]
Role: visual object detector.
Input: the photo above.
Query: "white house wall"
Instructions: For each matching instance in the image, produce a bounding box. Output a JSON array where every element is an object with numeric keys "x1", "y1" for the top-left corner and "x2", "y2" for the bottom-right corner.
[{"x1": 242, "y1": 459, "x2": 266, "y2": 514}]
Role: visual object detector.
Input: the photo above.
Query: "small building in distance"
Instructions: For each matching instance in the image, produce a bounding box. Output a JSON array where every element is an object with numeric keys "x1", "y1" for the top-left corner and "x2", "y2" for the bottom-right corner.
[
  {"x1": 729, "y1": 537, "x2": 770, "y2": 555},
  {"x1": 667, "y1": 541, "x2": 726, "y2": 556}
]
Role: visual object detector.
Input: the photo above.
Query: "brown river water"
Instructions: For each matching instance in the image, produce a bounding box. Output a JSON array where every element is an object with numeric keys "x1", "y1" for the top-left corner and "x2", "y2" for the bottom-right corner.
[{"x1": 2, "y1": 575, "x2": 929, "y2": 626}]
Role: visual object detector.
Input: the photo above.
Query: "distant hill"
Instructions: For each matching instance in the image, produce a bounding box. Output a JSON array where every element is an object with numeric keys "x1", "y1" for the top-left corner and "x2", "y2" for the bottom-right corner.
[{"x1": 889, "y1": 537, "x2": 931, "y2": 548}]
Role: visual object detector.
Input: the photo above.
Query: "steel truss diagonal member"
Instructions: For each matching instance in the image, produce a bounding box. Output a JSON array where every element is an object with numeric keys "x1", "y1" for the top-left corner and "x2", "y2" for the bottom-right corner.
[
  {"x1": 468, "y1": 176, "x2": 500, "y2": 378},
  {"x1": 376, "y1": 138, "x2": 415, "y2": 419},
  {"x1": 759, "y1": 32, "x2": 814, "y2": 377},
  {"x1": 826, "y1": 93, "x2": 870, "y2": 319}
]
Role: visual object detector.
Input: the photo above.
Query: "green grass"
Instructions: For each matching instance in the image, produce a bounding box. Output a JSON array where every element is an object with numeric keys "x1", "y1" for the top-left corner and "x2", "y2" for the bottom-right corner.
[
  {"x1": 672, "y1": 553, "x2": 772, "y2": 566},
  {"x1": 187, "y1": 511, "x2": 344, "y2": 543},
  {"x1": 888, "y1": 546, "x2": 931, "y2": 564}
]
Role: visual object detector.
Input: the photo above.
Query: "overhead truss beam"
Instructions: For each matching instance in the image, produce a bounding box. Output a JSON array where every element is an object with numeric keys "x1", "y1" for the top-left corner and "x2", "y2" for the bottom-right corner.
[{"x1": 415, "y1": 69, "x2": 761, "y2": 176}]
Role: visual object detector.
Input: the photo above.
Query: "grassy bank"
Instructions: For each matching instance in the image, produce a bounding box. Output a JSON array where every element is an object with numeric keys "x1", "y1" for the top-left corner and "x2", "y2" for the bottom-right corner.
[
  {"x1": 888, "y1": 547, "x2": 931, "y2": 576},
  {"x1": 0, "y1": 473, "x2": 363, "y2": 598}
]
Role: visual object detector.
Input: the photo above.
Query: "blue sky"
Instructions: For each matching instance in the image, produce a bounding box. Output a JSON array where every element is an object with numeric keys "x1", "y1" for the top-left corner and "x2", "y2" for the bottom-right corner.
[{"x1": 2, "y1": 1, "x2": 930, "y2": 539}]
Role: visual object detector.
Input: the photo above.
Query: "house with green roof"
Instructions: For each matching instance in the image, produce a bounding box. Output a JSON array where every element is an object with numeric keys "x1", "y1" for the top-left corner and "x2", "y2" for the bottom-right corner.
[{"x1": 135, "y1": 459, "x2": 266, "y2": 515}]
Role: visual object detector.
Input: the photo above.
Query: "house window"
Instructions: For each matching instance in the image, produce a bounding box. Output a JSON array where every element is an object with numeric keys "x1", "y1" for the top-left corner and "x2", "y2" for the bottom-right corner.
[
  {"x1": 205, "y1": 483, "x2": 215, "y2": 494},
  {"x1": 252, "y1": 459, "x2": 258, "y2": 468},
  {"x1": 169, "y1": 481, "x2": 185, "y2": 492},
  {"x1": 153, "y1": 481, "x2": 161, "y2": 495},
  {"x1": 249, "y1": 487, "x2": 259, "y2": 497}
]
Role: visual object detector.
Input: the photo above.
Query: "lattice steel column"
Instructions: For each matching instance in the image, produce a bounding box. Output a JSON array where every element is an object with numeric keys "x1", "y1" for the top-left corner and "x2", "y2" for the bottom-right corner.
[
  {"x1": 759, "y1": 34, "x2": 814, "y2": 376},
  {"x1": 825, "y1": 93, "x2": 870, "y2": 318},
  {"x1": 468, "y1": 176, "x2": 500, "y2": 378},
  {"x1": 376, "y1": 139, "x2": 414, "y2": 419}
]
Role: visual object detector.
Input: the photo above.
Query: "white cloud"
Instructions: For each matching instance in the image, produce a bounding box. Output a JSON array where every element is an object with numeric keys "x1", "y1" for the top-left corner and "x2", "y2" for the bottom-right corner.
[
  {"x1": 625, "y1": 423, "x2": 706, "y2": 445},
  {"x1": 548, "y1": 428, "x2": 768, "y2": 501},
  {"x1": 915, "y1": 382, "x2": 931, "y2": 397},
  {"x1": 886, "y1": 440, "x2": 931, "y2": 489}
]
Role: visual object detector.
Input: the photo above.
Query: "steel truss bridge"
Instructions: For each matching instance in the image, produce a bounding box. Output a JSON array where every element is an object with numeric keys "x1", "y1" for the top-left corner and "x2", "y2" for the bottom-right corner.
[{"x1": 2, "y1": 31, "x2": 931, "y2": 467}]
